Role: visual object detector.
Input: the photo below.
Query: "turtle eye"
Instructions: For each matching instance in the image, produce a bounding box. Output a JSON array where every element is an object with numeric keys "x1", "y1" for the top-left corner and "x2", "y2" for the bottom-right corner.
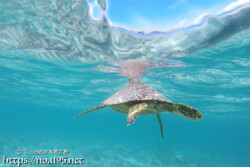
[{"x1": 197, "y1": 114, "x2": 203, "y2": 119}]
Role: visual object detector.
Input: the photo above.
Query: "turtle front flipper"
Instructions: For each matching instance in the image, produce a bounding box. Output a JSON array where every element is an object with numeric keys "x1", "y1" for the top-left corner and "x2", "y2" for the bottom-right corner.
[
  {"x1": 74, "y1": 105, "x2": 106, "y2": 118},
  {"x1": 127, "y1": 103, "x2": 147, "y2": 126}
]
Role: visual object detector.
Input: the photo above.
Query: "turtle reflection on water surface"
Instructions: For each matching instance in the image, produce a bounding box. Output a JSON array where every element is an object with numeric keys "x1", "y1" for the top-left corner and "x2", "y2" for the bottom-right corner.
[{"x1": 75, "y1": 82, "x2": 202, "y2": 138}]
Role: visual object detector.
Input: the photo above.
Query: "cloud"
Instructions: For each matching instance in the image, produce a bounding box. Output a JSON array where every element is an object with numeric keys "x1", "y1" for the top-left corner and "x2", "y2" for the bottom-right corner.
[
  {"x1": 169, "y1": 0, "x2": 187, "y2": 9},
  {"x1": 193, "y1": 13, "x2": 209, "y2": 24},
  {"x1": 224, "y1": 0, "x2": 250, "y2": 11},
  {"x1": 178, "y1": 20, "x2": 186, "y2": 26},
  {"x1": 193, "y1": 0, "x2": 250, "y2": 24}
]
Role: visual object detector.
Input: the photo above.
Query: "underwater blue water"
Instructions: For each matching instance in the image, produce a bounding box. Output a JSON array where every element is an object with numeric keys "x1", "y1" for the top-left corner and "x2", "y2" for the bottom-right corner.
[{"x1": 0, "y1": 0, "x2": 250, "y2": 167}]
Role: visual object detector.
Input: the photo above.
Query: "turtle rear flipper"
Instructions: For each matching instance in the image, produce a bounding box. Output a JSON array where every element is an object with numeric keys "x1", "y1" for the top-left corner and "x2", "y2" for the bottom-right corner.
[
  {"x1": 74, "y1": 105, "x2": 106, "y2": 118},
  {"x1": 127, "y1": 103, "x2": 147, "y2": 126}
]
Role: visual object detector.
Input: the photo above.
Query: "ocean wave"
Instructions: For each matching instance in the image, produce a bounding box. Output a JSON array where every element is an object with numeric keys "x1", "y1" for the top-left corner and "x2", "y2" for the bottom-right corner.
[{"x1": 0, "y1": 0, "x2": 249, "y2": 64}]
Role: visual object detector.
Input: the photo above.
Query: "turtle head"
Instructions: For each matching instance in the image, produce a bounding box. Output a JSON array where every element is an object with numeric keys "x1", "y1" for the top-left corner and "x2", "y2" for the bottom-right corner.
[
  {"x1": 179, "y1": 104, "x2": 203, "y2": 121},
  {"x1": 191, "y1": 108, "x2": 203, "y2": 120},
  {"x1": 170, "y1": 103, "x2": 203, "y2": 121}
]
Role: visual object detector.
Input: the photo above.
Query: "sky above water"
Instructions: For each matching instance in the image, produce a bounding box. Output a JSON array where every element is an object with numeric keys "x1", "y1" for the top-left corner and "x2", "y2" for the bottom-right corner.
[{"x1": 88, "y1": 0, "x2": 250, "y2": 32}]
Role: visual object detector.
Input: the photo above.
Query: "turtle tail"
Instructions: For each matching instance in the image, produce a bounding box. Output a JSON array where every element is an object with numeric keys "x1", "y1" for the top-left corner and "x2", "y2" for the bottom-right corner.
[{"x1": 74, "y1": 105, "x2": 106, "y2": 118}]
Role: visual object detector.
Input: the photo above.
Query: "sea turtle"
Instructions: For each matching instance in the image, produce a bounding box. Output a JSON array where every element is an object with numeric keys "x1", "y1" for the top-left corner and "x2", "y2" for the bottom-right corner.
[{"x1": 75, "y1": 82, "x2": 202, "y2": 138}]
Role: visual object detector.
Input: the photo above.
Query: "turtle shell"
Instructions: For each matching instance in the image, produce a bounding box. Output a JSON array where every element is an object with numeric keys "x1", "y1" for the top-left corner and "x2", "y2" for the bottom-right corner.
[{"x1": 103, "y1": 83, "x2": 170, "y2": 105}]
